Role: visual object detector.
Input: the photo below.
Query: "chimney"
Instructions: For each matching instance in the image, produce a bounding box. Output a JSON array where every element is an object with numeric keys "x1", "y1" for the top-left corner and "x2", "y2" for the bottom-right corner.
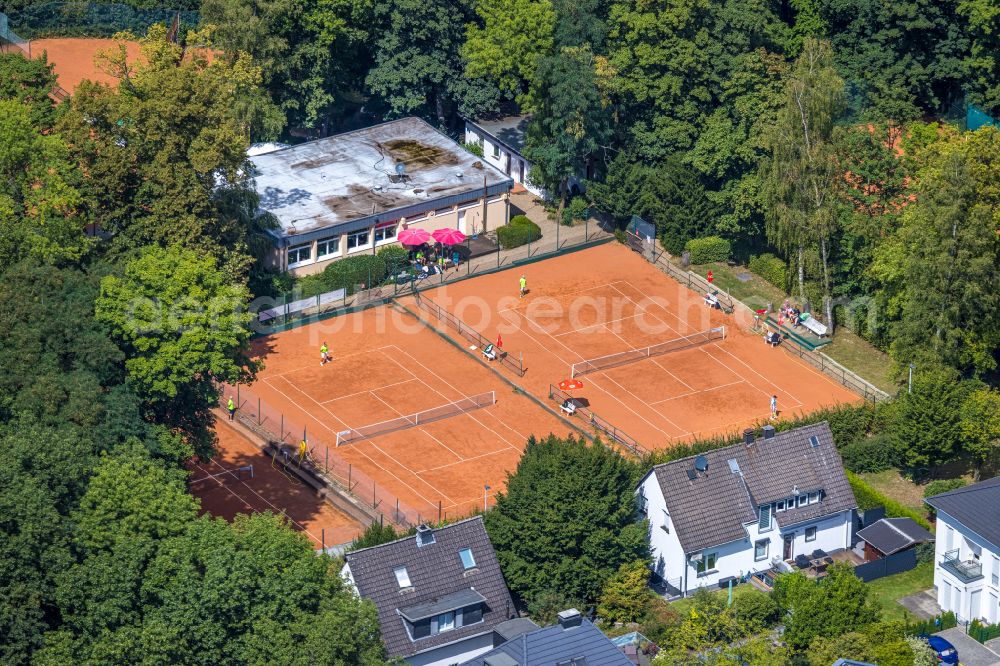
[
  {"x1": 762, "y1": 425, "x2": 776, "y2": 440},
  {"x1": 743, "y1": 428, "x2": 755, "y2": 446},
  {"x1": 557, "y1": 608, "x2": 582, "y2": 629},
  {"x1": 415, "y1": 524, "x2": 435, "y2": 547}
]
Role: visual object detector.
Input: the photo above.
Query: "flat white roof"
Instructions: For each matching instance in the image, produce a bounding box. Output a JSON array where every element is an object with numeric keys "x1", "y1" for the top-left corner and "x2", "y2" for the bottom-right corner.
[{"x1": 250, "y1": 117, "x2": 512, "y2": 240}]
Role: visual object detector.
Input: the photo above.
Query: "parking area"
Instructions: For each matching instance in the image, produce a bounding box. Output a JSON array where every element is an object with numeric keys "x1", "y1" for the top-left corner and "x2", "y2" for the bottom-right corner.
[{"x1": 934, "y1": 628, "x2": 1000, "y2": 666}]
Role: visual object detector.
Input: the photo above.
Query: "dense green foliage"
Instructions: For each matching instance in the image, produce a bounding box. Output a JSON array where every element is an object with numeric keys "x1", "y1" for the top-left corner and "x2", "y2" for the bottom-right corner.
[
  {"x1": 748, "y1": 253, "x2": 788, "y2": 290},
  {"x1": 496, "y1": 214, "x2": 542, "y2": 249},
  {"x1": 597, "y1": 560, "x2": 651, "y2": 623},
  {"x1": 484, "y1": 435, "x2": 648, "y2": 606},
  {"x1": 775, "y1": 562, "x2": 879, "y2": 649},
  {"x1": 846, "y1": 471, "x2": 933, "y2": 529},
  {"x1": 684, "y1": 236, "x2": 731, "y2": 264}
]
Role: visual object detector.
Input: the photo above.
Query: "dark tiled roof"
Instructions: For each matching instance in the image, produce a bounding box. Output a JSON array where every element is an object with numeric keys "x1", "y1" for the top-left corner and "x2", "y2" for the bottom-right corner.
[
  {"x1": 469, "y1": 116, "x2": 530, "y2": 154},
  {"x1": 345, "y1": 516, "x2": 516, "y2": 658},
  {"x1": 646, "y1": 422, "x2": 857, "y2": 553},
  {"x1": 400, "y1": 589, "x2": 487, "y2": 621},
  {"x1": 925, "y1": 476, "x2": 1000, "y2": 550},
  {"x1": 494, "y1": 618, "x2": 540, "y2": 643},
  {"x1": 857, "y1": 518, "x2": 934, "y2": 555},
  {"x1": 462, "y1": 617, "x2": 632, "y2": 666}
]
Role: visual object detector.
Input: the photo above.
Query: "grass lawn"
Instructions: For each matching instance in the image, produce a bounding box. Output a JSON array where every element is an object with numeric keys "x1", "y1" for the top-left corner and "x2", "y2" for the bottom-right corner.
[
  {"x1": 858, "y1": 469, "x2": 928, "y2": 515},
  {"x1": 867, "y1": 560, "x2": 935, "y2": 621},
  {"x1": 822, "y1": 329, "x2": 896, "y2": 394},
  {"x1": 669, "y1": 581, "x2": 762, "y2": 616}
]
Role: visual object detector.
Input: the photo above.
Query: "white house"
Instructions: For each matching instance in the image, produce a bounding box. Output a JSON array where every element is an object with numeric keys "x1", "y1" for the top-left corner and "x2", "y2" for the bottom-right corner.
[
  {"x1": 635, "y1": 422, "x2": 857, "y2": 597},
  {"x1": 341, "y1": 517, "x2": 517, "y2": 666},
  {"x1": 925, "y1": 477, "x2": 1000, "y2": 624},
  {"x1": 463, "y1": 115, "x2": 540, "y2": 197}
]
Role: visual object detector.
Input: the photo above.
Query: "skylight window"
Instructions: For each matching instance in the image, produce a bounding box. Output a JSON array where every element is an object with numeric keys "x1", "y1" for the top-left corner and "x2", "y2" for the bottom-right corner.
[
  {"x1": 459, "y1": 548, "x2": 476, "y2": 569},
  {"x1": 809, "y1": 435, "x2": 820, "y2": 448},
  {"x1": 394, "y1": 566, "x2": 411, "y2": 588}
]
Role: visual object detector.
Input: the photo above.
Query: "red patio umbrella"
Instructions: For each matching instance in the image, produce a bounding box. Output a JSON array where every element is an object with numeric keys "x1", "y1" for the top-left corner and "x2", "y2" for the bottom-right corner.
[
  {"x1": 432, "y1": 228, "x2": 467, "y2": 245},
  {"x1": 558, "y1": 379, "x2": 584, "y2": 391},
  {"x1": 397, "y1": 228, "x2": 432, "y2": 246}
]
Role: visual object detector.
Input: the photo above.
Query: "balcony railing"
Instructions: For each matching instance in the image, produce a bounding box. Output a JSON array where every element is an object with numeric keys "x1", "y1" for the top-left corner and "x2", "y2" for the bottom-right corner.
[{"x1": 941, "y1": 549, "x2": 984, "y2": 583}]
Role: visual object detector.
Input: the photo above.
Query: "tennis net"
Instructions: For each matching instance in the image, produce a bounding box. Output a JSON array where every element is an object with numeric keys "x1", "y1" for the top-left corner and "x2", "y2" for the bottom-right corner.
[
  {"x1": 571, "y1": 326, "x2": 726, "y2": 378},
  {"x1": 336, "y1": 391, "x2": 496, "y2": 445}
]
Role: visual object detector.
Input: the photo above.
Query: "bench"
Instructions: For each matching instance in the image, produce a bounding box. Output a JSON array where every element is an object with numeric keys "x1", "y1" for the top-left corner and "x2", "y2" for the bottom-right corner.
[
  {"x1": 482, "y1": 344, "x2": 497, "y2": 361},
  {"x1": 800, "y1": 314, "x2": 828, "y2": 337},
  {"x1": 560, "y1": 400, "x2": 577, "y2": 416},
  {"x1": 717, "y1": 576, "x2": 738, "y2": 589}
]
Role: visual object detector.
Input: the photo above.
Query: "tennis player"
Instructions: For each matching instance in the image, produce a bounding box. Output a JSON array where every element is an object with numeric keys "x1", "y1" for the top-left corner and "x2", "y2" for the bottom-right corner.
[
  {"x1": 770, "y1": 395, "x2": 778, "y2": 419},
  {"x1": 320, "y1": 342, "x2": 329, "y2": 366},
  {"x1": 519, "y1": 274, "x2": 527, "y2": 298},
  {"x1": 227, "y1": 396, "x2": 236, "y2": 421}
]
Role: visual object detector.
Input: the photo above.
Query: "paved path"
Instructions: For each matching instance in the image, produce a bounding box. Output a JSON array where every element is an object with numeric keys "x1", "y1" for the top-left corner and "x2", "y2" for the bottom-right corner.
[
  {"x1": 898, "y1": 589, "x2": 941, "y2": 619},
  {"x1": 934, "y1": 628, "x2": 1000, "y2": 666}
]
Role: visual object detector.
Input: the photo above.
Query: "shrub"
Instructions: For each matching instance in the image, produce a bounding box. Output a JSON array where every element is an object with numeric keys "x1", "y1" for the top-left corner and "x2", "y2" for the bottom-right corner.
[
  {"x1": 684, "y1": 236, "x2": 731, "y2": 264},
  {"x1": 376, "y1": 245, "x2": 409, "y2": 273},
  {"x1": 840, "y1": 434, "x2": 903, "y2": 473},
  {"x1": 527, "y1": 589, "x2": 581, "y2": 626},
  {"x1": 846, "y1": 470, "x2": 932, "y2": 529},
  {"x1": 597, "y1": 561, "x2": 651, "y2": 624},
  {"x1": 462, "y1": 140, "x2": 484, "y2": 158},
  {"x1": 729, "y1": 589, "x2": 780, "y2": 632},
  {"x1": 320, "y1": 254, "x2": 387, "y2": 295},
  {"x1": 563, "y1": 197, "x2": 589, "y2": 225},
  {"x1": 922, "y1": 478, "x2": 966, "y2": 498},
  {"x1": 497, "y1": 215, "x2": 542, "y2": 249},
  {"x1": 614, "y1": 228, "x2": 627, "y2": 244},
  {"x1": 748, "y1": 253, "x2": 787, "y2": 291}
]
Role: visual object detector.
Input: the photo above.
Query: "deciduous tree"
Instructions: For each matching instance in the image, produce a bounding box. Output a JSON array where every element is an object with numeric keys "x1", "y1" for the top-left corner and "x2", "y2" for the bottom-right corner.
[{"x1": 484, "y1": 434, "x2": 647, "y2": 605}]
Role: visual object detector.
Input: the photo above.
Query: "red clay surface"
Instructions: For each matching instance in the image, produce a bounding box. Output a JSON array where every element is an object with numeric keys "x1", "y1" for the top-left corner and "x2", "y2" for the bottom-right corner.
[
  {"x1": 416, "y1": 242, "x2": 860, "y2": 450},
  {"x1": 239, "y1": 306, "x2": 572, "y2": 524},
  {"x1": 190, "y1": 420, "x2": 365, "y2": 548},
  {"x1": 31, "y1": 38, "x2": 141, "y2": 92}
]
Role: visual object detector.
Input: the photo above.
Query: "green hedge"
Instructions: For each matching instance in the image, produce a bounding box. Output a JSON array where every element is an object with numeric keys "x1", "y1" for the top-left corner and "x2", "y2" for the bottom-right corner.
[
  {"x1": 376, "y1": 245, "x2": 409, "y2": 274},
  {"x1": 295, "y1": 254, "x2": 388, "y2": 298},
  {"x1": 497, "y1": 215, "x2": 542, "y2": 249},
  {"x1": 684, "y1": 236, "x2": 730, "y2": 264},
  {"x1": 562, "y1": 197, "x2": 589, "y2": 225},
  {"x1": 846, "y1": 470, "x2": 933, "y2": 530},
  {"x1": 840, "y1": 433, "x2": 903, "y2": 473},
  {"x1": 748, "y1": 253, "x2": 787, "y2": 291}
]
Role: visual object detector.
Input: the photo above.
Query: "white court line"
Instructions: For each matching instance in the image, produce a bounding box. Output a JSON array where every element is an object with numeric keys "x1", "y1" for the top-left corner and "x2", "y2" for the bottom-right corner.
[
  {"x1": 382, "y1": 345, "x2": 525, "y2": 452},
  {"x1": 320, "y1": 378, "x2": 419, "y2": 404},
  {"x1": 595, "y1": 373, "x2": 688, "y2": 439},
  {"x1": 340, "y1": 442, "x2": 449, "y2": 511},
  {"x1": 261, "y1": 344, "x2": 398, "y2": 382},
  {"x1": 198, "y1": 459, "x2": 324, "y2": 546},
  {"x1": 416, "y1": 446, "x2": 522, "y2": 474},
  {"x1": 368, "y1": 389, "x2": 466, "y2": 470},
  {"x1": 709, "y1": 345, "x2": 806, "y2": 408},
  {"x1": 648, "y1": 379, "x2": 748, "y2": 405},
  {"x1": 551, "y1": 312, "x2": 651, "y2": 337},
  {"x1": 648, "y1": 356, "x2": 695, "y2": 392},
  {"x1": 608, "y1": 281, "x2": 688, "y2": 331},
  {"x1": 497, "y1": 281, "x2": 634, "y2": 313}
]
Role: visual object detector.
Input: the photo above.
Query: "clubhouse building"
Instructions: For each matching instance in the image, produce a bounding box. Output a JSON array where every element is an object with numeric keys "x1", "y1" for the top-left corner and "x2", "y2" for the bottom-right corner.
[{"x1": 249, "y1": 117, "x2": 514, "y2": 276}]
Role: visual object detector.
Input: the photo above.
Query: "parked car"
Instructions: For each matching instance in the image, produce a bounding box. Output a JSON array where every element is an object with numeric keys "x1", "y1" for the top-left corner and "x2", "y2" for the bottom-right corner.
[{"x1": 926, "y1": 635, "x2": 959, "y2": 664}]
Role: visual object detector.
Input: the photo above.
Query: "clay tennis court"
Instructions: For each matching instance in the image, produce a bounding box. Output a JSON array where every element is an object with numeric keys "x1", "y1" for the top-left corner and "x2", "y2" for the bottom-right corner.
[
  {"x1": 238, "y1": 305, "x2": 570, "y2": 524},
  {"x1": 412, "y1": 242, "x2": 860, "y2": 450},
  {"x1": 30, "y1": 37, "x2": 141, "y2": 92},
  {"x1": 190, "y1": 421, "x2": 364, "y2": 549}
]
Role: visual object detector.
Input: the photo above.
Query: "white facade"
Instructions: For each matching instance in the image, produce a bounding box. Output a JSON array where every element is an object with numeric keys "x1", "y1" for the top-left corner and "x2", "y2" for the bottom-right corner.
[
  {"x1": 637, "y1": 473, "x2": 854, "y2": 596},
  {"x1": 933, "y1": 510, "x2": 1000, "y2": 624},
  {"x1": 464, "y1": 122, "x2": 542, "y2": 197}
]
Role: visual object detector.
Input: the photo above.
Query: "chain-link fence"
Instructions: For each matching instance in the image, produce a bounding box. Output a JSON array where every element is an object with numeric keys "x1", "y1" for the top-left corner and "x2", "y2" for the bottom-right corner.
[{"x1": 0, "y1": 11, "x2": 30, "y2": 53}]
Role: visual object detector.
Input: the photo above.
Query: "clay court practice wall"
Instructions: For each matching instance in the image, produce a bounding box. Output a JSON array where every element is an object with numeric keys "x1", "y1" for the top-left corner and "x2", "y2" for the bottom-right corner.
[{"x1": 416, "y1": 243, "x2": 860, "y2": 450}]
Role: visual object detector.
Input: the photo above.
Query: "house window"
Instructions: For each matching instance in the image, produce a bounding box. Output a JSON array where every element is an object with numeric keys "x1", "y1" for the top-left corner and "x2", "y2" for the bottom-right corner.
[
  {"x1": 635, "y1": 490, "x2": 648, "y2": 516},
  {"x1": 992, "y1": 555, "x2": 999, "y2": 586},
  {"x1": 436, "y1": 611, "x2": 455, "y2": 633},
  {"x1": 946, "y1": 526, "x2": 954, "y2": 550},
  {"x1": 797, "y1": 494, "x2": 808, "y2": 508},
  {"x1": 434, "y1": 206, "x2": 453, "y2": 217},
  {"x1": 410, "y1": 618, "x2": 431, "y2": 639},
  {"x1": 805, "y1": 527, "x2": 817, "y2": 542},
  {"x1": 461, "y1": 603, "x2": 483, "y2": 625},
  {"x1": 287, "y1": 243, "x2": 311, "y2": 266},
  {"x1": 393, "y1": 566, "x2": 411, "y2": 588},
  {"x1": 374, "y1": 224, "x2": 396, "y2": 243},
  {"x1": 661, "y1": 509, "x2": 670, "y2": 533},
  {"x1": 316, "y1": 236, "x2": 338, "y2": 258},
  {"x1": 346, "y1": 230, "x2": 370, "y2": 251},
  {"x1": 808, "y1": 492, "x2": 820, "y2": 504},
  {"x1": 696, "y1": 552, "x2": 718, "y2": 576},
  {"x1": 459, "y1": 548, "x2": 476, "y2": 570},
  {"x1": 492, "y1": 142, "x2": 500, "y2": 158},
  {"x1": 755, "y1": 539, "x2": 769, "y2": 562},
  {"x1": 759, "y1": 504, "x2": 772, "y2": 532},
  {"x1": 776, "y1": 500, "x2": 785, "y2": 512}
]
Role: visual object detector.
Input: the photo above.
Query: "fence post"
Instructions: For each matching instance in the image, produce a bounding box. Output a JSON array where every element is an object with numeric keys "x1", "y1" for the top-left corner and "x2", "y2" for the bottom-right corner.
[
  {"x1": 438, "y1": 500, "x2": 442, "y2": 524},
  {"x1": 325, "y1": 446, "x2": 329, "y2": 473},
  {"x1": 348, "y1": 464, "x2": 352, "y2": 489},
  {"x1": 280, "y1": 414, "x2": 284, "y2": 441},
  {"x1": 257, "y1": 397, "x2": 261, "y2": 426}
]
